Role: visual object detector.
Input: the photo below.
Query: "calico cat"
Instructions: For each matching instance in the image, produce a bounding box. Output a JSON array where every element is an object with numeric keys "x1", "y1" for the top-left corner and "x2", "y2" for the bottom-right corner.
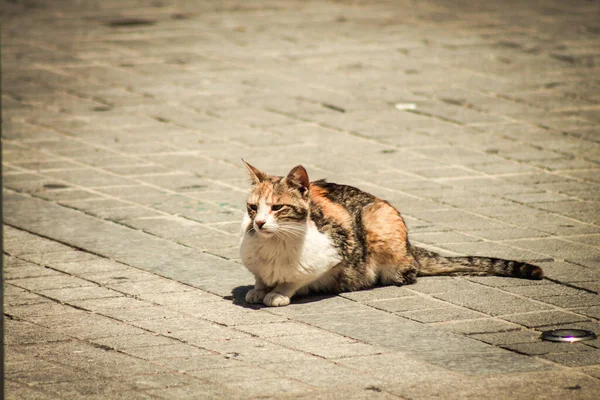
[{"x1": 239, "y1": 161, "x2": 544, "y2": 307}]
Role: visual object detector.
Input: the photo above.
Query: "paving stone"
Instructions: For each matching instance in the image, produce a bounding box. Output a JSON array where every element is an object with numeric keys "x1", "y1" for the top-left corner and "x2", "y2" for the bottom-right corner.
[
  {"x1": 339, "y1": 286, "x2": 416, "y2": 302},
  {"x1": 4, "y1": 285, "x2": 50, "y2": 306},
  {"x1": 235, "y1": 321, "x2": 327, "y2": 338},
  {"x1": 538, "y1": 261, "x2": 600, "y2": 283},
  {"x1": 90, "y1": 334, "x2": 181, "y2": 351},
  {"x1": 136, "y1": 289, "x2": 223, "y2": 305},
  {"x1": 403, "y1": 276, "x2": 483, "y2": 294},
  {"x1": 502, "y1": 282, "x2": 593, "y2": 299},
  {"x1": 262, "y1": 358, "x2": 384, "y2": 388},
  {"x1": 96, "y1": 305, "x2": 184, "y2": 322},
  {"x1": 50, "y1": 258, "x2": 132, "y2": 275},
  {"x1": 167, "y1": 325, "x2": 252, "y2": 344},
  {"x1": 417, "y1": 350, "x2": 554, "y2": 375},
  {"x1": 18, "y1": 250, "x2": 100, "y2": 266},
  {"x1": 69, "y1": 296, "x2": 154, "y2": 312},
  {"x1": 9, "y1": 274, "x2": 95, "y2": 291},
  {"x1": 388, "y1": 370, "x2": 600, "y2": 400},
  {"x1": 38, "y1": 379, "x2": 148, "y2": 399},
  {"x1": 502, "y1": 238, "x2": 600, "y2": 264},
  {"x1": 433, "y1": 286, "x2": 554, "y2": 316},
  {"x1": 579, "y1": 366, "x2": 600, "y2": 380},
  {"x1": 189, "y1": 338, "x2": 320, "y2": 365},
  {"x1": 570, "y1": 306, "x2": 600, "y2": 320},
  {"x1": 3, "y1": 262, "x2": 64, "y2": 280},
  {"x1": 192, "y1": 366, "x2": 314, "y2": 397},
  {"x1": 269, "y1": 332, "x2": 386, "y2": 359},
  {"x1": 399, "y1": 306, "x2": 488, "y2": 323},
  {"x1": 469, "y1": 330, "x2": 544, "y2": 346},
  {"x1": 539, "y1": 294, "x2": 600, "y2": 308},
  {"x1": 145, "y1": 382, "x2": 232, "y2": 400},
  {"x1": 6, "y1": 362, "x2": 89, "y2": 386},
  {"x1": 39, "y1": 286, "x2": 123, "y2": 302},
  {"x1": 433, "y1": 319, "x2": 523, "y2": 335},
  {"x1": 503, "y1": 341, "x2": 595, "y2": 356},
  {"x1": 177, "y1": 300, "x2": 288, "y2": 326},
  {"x1": 3, "y1": 238, "x2": 72, "y2": 256},
  {"x1": 541, "y1": 350, "x2": 600, "y2": 367},
  {"x1": 366, "y1": 296, "x2": 448, "y2": 313},
  {"x1": 4, "y1": 319, "x2": 71, "y2": 345},
  {"x1": 121, "y1": 343, "x2": 213, "y2": 360},
  {"x1": 501, "y1": 310, "x2": 592, "y2": 328}
]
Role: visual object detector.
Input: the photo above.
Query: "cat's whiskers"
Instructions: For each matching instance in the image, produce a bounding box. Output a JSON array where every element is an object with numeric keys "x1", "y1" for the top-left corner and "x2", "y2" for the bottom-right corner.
[
  {"x1": 277, "y1": 224, "x2": 306, "y2": 237},
  {"x1": 274, "y1": 227, "x2": 301, "y2": 241}
]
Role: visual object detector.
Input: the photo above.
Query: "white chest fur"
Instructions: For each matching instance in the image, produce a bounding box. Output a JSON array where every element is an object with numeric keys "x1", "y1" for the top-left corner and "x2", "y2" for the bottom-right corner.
[{"x1": 239, "y1": 216, "x2": 342, "y2": 287}]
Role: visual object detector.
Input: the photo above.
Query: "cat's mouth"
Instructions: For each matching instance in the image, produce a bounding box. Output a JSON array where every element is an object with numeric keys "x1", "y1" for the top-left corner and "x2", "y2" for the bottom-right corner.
[
  {"x1": 253, "y1": 224, "x2": 275, "y2": 237},
  {"x1": 256, "y1": 230, "x2": 276, "y2": 239}
]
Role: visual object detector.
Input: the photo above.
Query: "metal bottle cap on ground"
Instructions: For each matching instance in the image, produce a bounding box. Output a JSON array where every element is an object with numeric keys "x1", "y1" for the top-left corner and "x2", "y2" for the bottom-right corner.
[{"x1": 540, "y1": 329, "x2": 597, "y2": 343}]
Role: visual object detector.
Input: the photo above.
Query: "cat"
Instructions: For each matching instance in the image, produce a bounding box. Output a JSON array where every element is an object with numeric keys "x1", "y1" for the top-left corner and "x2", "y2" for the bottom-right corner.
[{"x1": 239, "y1": 161, "x2": 544, "y2": 307}]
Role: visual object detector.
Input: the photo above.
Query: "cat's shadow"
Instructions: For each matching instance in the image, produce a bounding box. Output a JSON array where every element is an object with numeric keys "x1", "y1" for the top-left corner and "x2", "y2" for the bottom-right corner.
[{"x1": 228, "y1": 285, "x2": 336, "y2": 309}]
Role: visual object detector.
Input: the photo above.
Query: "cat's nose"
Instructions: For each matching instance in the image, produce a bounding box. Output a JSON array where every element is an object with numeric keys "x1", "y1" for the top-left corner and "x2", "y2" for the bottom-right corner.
[{"x1": 255, "y1": 220, "x2": 266, "y2": 228}]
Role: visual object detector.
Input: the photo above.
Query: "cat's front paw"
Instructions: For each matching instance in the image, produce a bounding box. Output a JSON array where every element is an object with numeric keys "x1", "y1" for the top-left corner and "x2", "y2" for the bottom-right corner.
[
  {"x1": 263, "y1": 292, "x2": 290, "y2": 307},
  {"x1": 245, "y1": 288, "x2": 267, "y2": 304}
]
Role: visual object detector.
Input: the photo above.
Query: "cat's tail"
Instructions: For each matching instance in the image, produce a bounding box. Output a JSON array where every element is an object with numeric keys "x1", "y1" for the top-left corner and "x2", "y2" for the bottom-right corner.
[{"x1": 411, "y1": 246, "x2": 544, "y2": 280}]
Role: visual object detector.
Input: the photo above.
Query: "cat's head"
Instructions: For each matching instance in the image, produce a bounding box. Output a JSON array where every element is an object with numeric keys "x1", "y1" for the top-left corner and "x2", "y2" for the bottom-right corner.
[{"x1": 242, "y1": 160, "x2": 310, "y2": 238}]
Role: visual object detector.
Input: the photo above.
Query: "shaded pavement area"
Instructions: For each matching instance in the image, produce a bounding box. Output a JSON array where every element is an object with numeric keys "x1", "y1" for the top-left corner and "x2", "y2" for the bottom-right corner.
[{"x1": 2, "y1": 0, "x2": 600, "y2": 398}]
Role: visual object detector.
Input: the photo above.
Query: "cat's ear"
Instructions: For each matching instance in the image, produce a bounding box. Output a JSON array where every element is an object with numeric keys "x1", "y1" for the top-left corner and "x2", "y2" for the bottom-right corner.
[
  {"x1": 242, "y1": 159, "x2": 267, "y2": 184},
  {"x1": 285, "y1": 165, "x2": 310, "y2": 195}
]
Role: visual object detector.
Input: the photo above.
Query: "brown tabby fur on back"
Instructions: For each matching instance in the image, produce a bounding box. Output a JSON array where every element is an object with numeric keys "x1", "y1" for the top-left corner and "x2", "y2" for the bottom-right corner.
[{"x1": 240, "y1": 162, "x2": 544, "y2": 306}]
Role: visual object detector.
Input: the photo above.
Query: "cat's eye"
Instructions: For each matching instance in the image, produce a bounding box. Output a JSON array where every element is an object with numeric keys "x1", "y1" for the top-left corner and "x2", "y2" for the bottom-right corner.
[
  {"x1": 271, "y1": 204, "x2": 284, "y2": 211},
  {"x1": 248, "y1": 204, "x2": 258, "y2": 211}
]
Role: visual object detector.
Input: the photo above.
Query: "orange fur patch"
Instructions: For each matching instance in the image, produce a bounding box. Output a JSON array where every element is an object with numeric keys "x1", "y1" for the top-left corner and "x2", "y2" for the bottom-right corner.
[
  {"x1": 362, "y1": 200, "x2": 410, "y2": 267},
  {"x1": 310, "y1": 184, "x2": 352, "y2": 231}
]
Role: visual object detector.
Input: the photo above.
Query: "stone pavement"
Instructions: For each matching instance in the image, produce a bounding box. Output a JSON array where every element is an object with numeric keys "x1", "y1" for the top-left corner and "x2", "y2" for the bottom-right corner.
[{"x1": 2, "y1": 0, "x2": 600, "y2": 398}]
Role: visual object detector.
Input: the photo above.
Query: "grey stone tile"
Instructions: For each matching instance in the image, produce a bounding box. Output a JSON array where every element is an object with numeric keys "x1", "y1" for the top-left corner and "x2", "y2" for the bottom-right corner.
[
  {"x1": 538, "y1": 261, "x2": 600, "y2": 283},
  {"x1": 539, "y1": 294, "x2": 600, "y2": 308},
  {"x1": 469, "y1": 330, "x2": 543, "y2": 346},
  {"x1": 39, "y1": 286, "x2": 123, "y2": 302},
  {"x1": 502, "y1": 282, "x2": 594, "y2": 299},
  {"x1": 399, "y1": 306, "x2": 488, "y2": 323},
  {"x1": 366, "y1": 296, "x2": 448, "y2": 313},
  {"x1": 18, "y1": 250, "x2": 99, "y2": 266},
  {"x1": 438, "y1": 241, "x2": 549, "y2": 260},
  {"x1": 502, "y1": 238, "x2": 600, "y2": 263},
  {"x1": 502, "y1": 310, "x2": 592, "y2": 328},
  {"x1": 339, "y1": 285, "x2": 416, "y2": 302},
  {"x1": 263, "y1": 358, "x2": 385, "y2": 388},
  {"x1": 570, "y1": 306, "x2": 600, "y2": 320},
  {"x1": 9, "y1": 274, "x2": 96, "y2": 291},
  {"x1": 432, "y1": 319, "x2": 523, "y2": 335},
  {"x1": 503, "y1": 341, "x2": 595, "y2": 356},
  {"x1": 121, "y1": 343, "x2": 213, "y2": 360},
  {"x1": 406, "y1": 276, "x2": 483, "y2": 294},
  {"x1": 269, "y1": 332, "x2": 386, "y2": 359},
  {"x1": 418, "y1": 350, "x2": 554, "y2": 375},
  {"x1": 90, "y1": 334, "x2": 181, "y2": 351},
  {"x1": 541, "y1": 350, "x2": 600, "y2": 367},
  {"x1": 4, "y1": 319, "x2": 70, "y2": 345},
  {"x1": 433, "y1": 286, "x2": 554, "y2": 316},
  {"x1": 388, "y1": 370, "x2": 600, "y2": 400},
  {"x1": 96, "y1": 305, "x2": 184, "y2": 322},
  {"x1": 193, "y1": 338, "x2": 320, "y2": 365},
  {"x1": 4, "y1": 262, "x2": 64, "y2": 280},
  {"x1": 235, "y1": 321, "x2": 327, "y2": 338}
]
